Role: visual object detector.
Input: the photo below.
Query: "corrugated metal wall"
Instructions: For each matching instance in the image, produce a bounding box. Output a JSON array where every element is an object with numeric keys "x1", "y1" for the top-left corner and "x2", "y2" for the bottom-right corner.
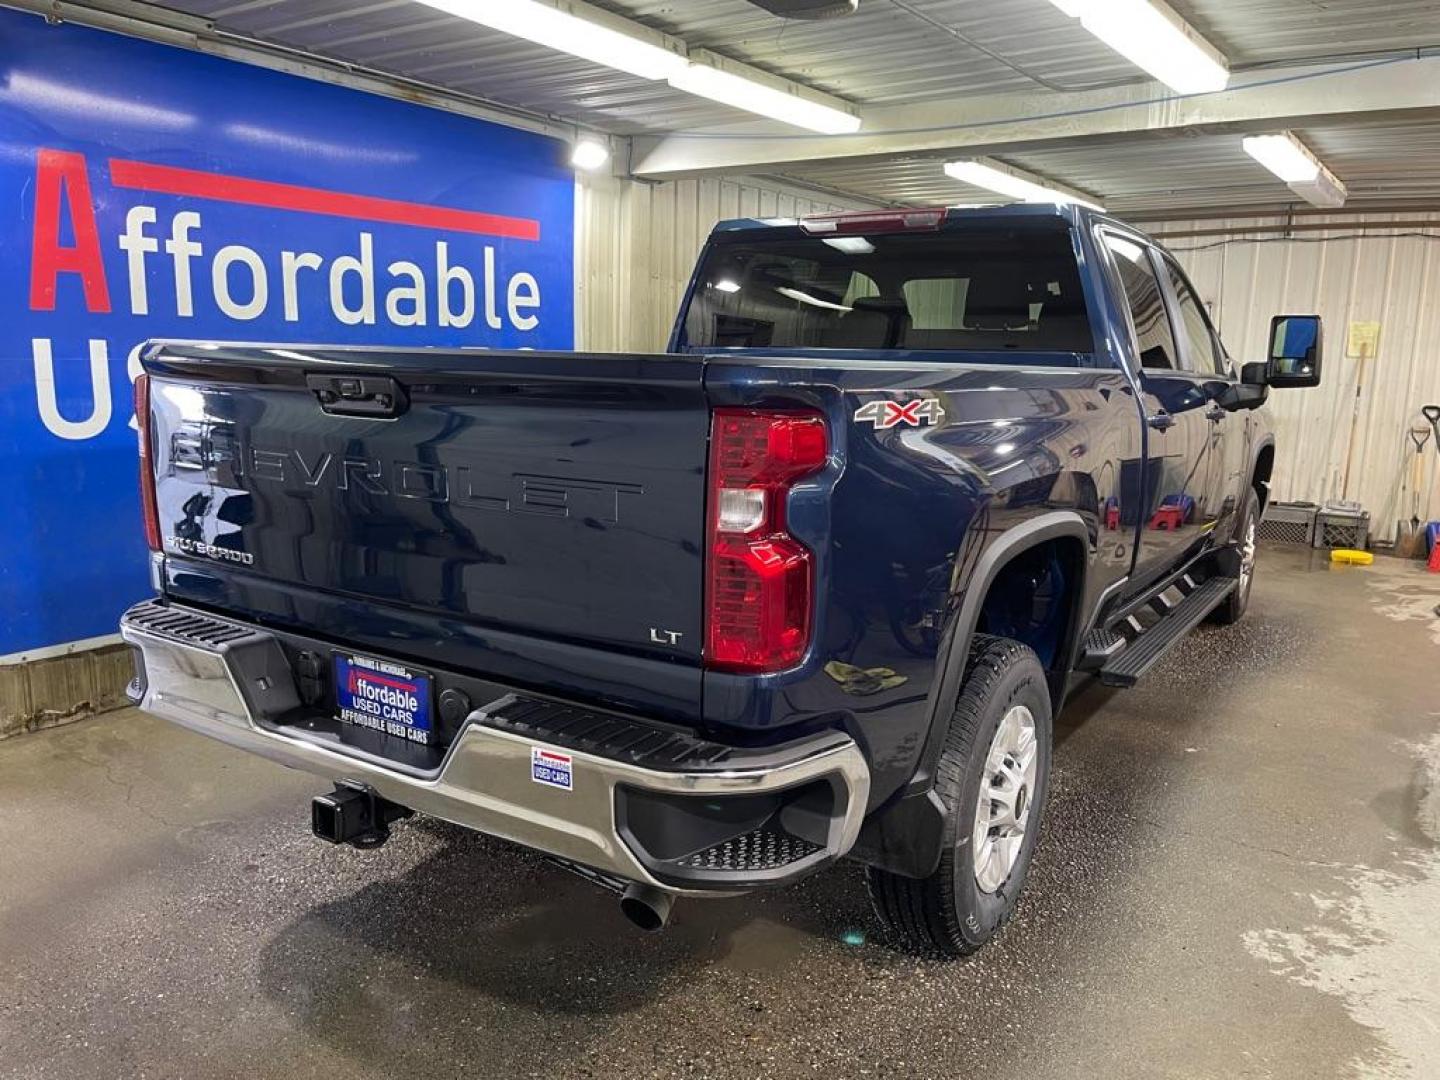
[
  {"x1": 575, "y1": 173, "x2": 853, "y2": 353},
  {"x1": 1151, "y1": 215, "x2": 1440, "y2": 542}
]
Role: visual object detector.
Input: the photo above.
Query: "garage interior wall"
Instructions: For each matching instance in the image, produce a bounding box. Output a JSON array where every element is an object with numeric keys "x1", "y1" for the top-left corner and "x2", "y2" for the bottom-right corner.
[
  {"x1": 1148, "y1": 215, "x2": 1440, "y2": 542},
  {"x1": 575, "y1": 172, "x2": 852, "y2": 353}
]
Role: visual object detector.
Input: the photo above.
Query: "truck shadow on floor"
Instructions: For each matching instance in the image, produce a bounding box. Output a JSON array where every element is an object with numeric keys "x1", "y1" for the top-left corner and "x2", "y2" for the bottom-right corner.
[
  {"x1": 255, "y1": 817, "x2": 875, "y2": 1010},
  {"x1": 252, "y1": 729, "x2": 1164, "y2": 1076},
  {"x1": 250, "y1": 620, "x2": 1293, "y2": 1071},
  {"x1": 250, "y1": 747, "x2": 1163, "y2": 1076}
]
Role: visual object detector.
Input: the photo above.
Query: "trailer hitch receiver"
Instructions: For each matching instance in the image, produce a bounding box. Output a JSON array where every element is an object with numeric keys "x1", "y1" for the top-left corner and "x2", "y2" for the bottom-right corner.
[{"x1": 311, "y1": 780, "x2": 413, "y2": 848}]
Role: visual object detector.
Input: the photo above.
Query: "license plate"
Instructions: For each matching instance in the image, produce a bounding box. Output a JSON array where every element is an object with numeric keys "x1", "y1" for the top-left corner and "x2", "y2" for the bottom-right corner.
[{"x1": 333, "y1": 654, "x2": 433, "y2": 745}]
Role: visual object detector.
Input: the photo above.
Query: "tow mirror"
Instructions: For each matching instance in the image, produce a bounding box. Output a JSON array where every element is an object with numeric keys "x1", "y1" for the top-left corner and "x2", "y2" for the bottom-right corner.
[
  {"x1": 1267, "y1": 314, "x2": 1322, "y2": 388},
  {"x1": 1239, "y1": 361, "x2": 1268, "y2": 386},
  {"x1": 1222, "y1": 361, "x2": 1270, "y2": 411}
]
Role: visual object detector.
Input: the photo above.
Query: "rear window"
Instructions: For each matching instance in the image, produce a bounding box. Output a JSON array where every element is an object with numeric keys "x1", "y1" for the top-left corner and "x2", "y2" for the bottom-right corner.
[{"x1": 680, "y1": 225, "x2": 1092, "y2": 355}]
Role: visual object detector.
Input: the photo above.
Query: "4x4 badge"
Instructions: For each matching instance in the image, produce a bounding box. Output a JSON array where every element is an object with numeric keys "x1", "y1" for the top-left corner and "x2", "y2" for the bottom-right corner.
[{"x1": 854, "y1": 398, "x2": 945, "y2": 429}]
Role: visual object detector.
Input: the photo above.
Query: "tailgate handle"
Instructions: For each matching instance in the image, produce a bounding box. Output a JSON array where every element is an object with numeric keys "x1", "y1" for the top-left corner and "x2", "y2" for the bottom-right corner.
[{"x1": 306, "y1": 374, "x2": 408, "y2": 418}]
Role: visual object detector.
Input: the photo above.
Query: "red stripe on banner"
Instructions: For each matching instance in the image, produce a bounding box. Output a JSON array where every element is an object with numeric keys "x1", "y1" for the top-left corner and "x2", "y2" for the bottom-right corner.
[{"x1": 108, "y1": 158, "x2": 541, "y2": 241}]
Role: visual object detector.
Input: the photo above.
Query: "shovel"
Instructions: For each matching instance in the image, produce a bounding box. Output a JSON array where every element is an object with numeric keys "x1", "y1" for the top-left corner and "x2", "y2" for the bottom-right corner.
[
  {"x1": 1426, "y1": 405, "x2": 1440, "y2": 555},
  {"x1": 1399, "y1": 425, "x2": 1433, "y2": 557}
]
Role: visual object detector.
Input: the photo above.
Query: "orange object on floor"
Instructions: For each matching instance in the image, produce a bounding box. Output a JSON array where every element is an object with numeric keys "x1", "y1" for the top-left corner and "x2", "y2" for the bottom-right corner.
[
  {"x1": 1149, "y1": 505, "x2": 1185, "y2": 532},
  {"x1": 1429, "y1": 541, "x2": 1440, "y2": 573}
]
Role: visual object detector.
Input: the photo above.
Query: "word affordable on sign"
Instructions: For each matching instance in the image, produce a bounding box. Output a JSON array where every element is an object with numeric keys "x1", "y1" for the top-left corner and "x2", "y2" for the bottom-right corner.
[{"x1": 0, "y1": 11, "x2": 575, "y2": 657}]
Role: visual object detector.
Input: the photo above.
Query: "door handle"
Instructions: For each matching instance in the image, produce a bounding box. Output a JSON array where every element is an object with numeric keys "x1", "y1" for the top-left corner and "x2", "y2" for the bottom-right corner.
[
  {"x1": 1146, "y1": 411, "x2": 1175, "y2": 431},
  {"x1": 1205, "y1": 404, "x2": 1227, "y2": 422}
]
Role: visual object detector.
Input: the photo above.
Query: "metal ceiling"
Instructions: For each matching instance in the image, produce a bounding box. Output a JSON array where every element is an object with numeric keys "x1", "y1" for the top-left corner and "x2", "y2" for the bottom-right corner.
[
  {"x1": 150, "y1": 0, "x2": 1440, "y2": 131},
  {"x1": 770, "y1": 119, "x2": 1440, "y2": 213},
  {"x1": 64, "y1": 0, "x2": 1440, "y2": 211},
  {"x1": 127, "y1": 0, "x2": 1140, "y2": 131}
]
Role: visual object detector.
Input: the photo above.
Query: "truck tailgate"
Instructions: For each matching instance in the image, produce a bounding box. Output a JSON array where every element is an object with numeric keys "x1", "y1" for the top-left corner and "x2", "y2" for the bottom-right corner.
[{"x1": 144, "y1": 343, "x2": 708, "y2": 701}]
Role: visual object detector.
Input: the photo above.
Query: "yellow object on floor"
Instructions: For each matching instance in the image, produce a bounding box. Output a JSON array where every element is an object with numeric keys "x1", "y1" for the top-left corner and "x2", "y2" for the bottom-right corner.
[{"x1": 1330, "y1": 548, "x2": 1374, "y2": 565}]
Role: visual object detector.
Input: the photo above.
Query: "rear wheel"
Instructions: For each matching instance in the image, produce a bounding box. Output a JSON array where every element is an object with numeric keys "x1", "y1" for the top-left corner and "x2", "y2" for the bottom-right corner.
[
  {"x1": 1208, "y1": 488, "x2": 1260, "y2": 625},
  {"x1": 866, "y1": 635, "x2": 1052, "y2": 957}
]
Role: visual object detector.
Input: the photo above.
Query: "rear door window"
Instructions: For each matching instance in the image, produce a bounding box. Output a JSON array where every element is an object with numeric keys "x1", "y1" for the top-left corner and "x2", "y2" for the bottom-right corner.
[
  {"x1": 1103, "y1": 234, "x2": 1179, "y2": 371},
  {"x1": 1162, "y1": 258, "x2": 1229, "y2": 376}
]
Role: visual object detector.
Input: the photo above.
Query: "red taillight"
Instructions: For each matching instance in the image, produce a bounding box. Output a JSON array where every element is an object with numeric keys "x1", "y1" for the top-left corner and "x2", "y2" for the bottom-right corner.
[
  {"x1": 134, "y1": 374, "x2": 161, "y2": 552},
  {"x1": 705, "y1": 409, "x2": 828, "y2": 673}
]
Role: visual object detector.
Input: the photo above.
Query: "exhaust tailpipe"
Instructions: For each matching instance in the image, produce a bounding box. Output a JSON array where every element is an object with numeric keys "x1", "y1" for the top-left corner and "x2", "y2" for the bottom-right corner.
[{"x1": 619, "y1": 883, "x2": 674, "y2": 931}]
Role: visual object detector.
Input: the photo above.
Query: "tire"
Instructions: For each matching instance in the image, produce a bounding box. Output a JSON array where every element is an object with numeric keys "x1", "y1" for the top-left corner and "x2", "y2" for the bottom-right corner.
[
  {"x1": 866, "y1": 635, "x2": 1053, "y2": 957},
  {"x1": 1208, "y1": 488, "x2": 1260, "y2": 625}
]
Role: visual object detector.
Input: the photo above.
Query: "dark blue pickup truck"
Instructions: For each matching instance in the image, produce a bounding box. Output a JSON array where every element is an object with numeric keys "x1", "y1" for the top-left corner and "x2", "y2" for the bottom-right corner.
[{"x1": 121, "y1": 204, "x2": 1321, "y2": 955}]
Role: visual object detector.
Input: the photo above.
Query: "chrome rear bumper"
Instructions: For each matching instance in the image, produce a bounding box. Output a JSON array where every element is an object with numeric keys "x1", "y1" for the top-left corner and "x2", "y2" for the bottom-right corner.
[{"x1": 120, "y1": 600, "x2": 869, "y2": 894}]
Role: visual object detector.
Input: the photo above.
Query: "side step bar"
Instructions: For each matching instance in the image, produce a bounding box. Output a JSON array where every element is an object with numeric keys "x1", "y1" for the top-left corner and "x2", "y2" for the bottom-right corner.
[
  {"x1": 1095, "y1": 577, "x2": 1237, "y2": 688},
  {"x1": 1076, "y1": 628, "x2": 1125, "y2": 671}
]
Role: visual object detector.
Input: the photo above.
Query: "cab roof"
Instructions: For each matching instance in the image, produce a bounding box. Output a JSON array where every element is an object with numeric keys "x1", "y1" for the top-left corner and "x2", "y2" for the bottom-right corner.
[{"x1": 709, "y1": 202, "x2": 1118, "y2": 237}]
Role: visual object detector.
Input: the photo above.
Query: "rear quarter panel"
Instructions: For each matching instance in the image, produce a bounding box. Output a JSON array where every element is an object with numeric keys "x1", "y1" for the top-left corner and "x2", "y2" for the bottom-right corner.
[{"x1": 702, "y1": 356, "x2": 1141, "y2": 808}]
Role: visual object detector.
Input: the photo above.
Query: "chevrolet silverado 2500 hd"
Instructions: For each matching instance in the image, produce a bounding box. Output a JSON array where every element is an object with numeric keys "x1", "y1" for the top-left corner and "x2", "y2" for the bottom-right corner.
[{"x1": 121, "y1": 204, "x2": 1322, "y2": 955}]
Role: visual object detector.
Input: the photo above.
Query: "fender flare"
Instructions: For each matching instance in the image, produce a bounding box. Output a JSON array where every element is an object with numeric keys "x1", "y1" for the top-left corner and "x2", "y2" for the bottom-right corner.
[
  {"x1": 1248, "y1": 435, "x2": 1277, "y2": 506},
  {"x1": 917, "y1": 509, "x2": 1091, "y2": 784},
  {"x1": 851, "y1": 510, "x2": 1091, "y2": 879}
]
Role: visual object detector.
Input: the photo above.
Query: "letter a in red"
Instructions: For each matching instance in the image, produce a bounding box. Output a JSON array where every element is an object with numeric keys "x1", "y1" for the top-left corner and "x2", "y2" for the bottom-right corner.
[{"x1": 29, "y1": 149, "x2": 111, "y2": 313}]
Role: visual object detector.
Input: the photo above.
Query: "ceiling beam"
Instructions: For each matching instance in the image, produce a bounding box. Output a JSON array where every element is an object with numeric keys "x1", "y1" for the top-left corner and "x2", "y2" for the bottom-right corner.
[{"x1": 631, "y1": 55, "x2": 1440, "y2": 179}]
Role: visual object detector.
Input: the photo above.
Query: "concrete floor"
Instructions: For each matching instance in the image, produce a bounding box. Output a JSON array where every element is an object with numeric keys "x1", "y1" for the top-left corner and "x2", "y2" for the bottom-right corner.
[{"x1": 3, "y1": 546, "x2": 1438, "y2": 1080}]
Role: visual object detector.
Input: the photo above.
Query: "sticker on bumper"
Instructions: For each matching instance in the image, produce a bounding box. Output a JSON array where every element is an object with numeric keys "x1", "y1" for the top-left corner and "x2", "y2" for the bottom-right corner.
[{"x1": 531, "y1": 747, "x2": 573, "y2": 791}]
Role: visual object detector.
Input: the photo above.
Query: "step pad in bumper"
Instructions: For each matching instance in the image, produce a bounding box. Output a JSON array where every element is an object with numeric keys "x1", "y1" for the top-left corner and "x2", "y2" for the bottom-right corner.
[
  {"x1": 677, "y1": 829, "x2": 822, "y2": 873},
  {"x1": 123, "y1": 600, "x2": 260, "y2": 649},
  {"x1": 481, "y1": 694, "x2": 855, "y2": 774},
  {"x1": 121, "y1": 599, "x2": 300, "y2": 726}
]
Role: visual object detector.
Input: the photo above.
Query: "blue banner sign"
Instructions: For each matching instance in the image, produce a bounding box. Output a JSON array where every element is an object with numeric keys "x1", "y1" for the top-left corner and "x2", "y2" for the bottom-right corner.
[{"x1": 0, "y1": 11, "x2": 576, "y2": 657}]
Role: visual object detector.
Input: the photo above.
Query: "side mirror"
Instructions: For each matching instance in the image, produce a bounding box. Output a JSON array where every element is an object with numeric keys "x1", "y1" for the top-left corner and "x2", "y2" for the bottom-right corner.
[
  {"x1": 1267, "y1": 314, "x2": 1323, "y2": 388},
  {"x1": 1222, "y1": 362, "x2": 1270, "y2": 411}
]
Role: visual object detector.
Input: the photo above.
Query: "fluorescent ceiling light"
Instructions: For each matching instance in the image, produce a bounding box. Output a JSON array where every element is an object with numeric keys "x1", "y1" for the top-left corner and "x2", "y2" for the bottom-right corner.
[
  {"x1": 569, "y1": 137, "x2": 611, "y2": 171},
  {"x1": 776, "y1": 286, "x2": 852, "y2": 312},
  {"x1": 411, "y1": 2, "x2": 861, "y2": 133},
  {"x1": 713, "y1": 279, "x2": 742, "y2": 293},
  {"x1": 1242, "y1": 132, "x2": 1318, "y2": 183},
  {"x1": 412, "y1": 0, "x2": 684, "y2": 80},
  {"x1": 1291, "y1": 169, "x2": 1348, "y2": 209},
  {"x1": 943, "y1": 158, "x2": 1106, "y2": 211},
  {"x1": 1242, "y1": 131, "x2": 1348, "y2": 207},
  {"x1": 822, "y1": 237, "x2": 875, "y2": 254},
  {"x1": 668, "y1": 55, "x2": 861, "y2": 135},
  {"x1": 1046, "y1": 0, "x2": 1229, "y2": 95}
]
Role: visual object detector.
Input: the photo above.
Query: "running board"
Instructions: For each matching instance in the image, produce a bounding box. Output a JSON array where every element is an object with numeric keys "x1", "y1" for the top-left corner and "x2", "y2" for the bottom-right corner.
[
  {"x1": 1076, "y1": 628, "x2": 1126, "y2": 672},
  {"x1": 1098, "y1": 577, "x2": 1237, "y2": 688}
]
